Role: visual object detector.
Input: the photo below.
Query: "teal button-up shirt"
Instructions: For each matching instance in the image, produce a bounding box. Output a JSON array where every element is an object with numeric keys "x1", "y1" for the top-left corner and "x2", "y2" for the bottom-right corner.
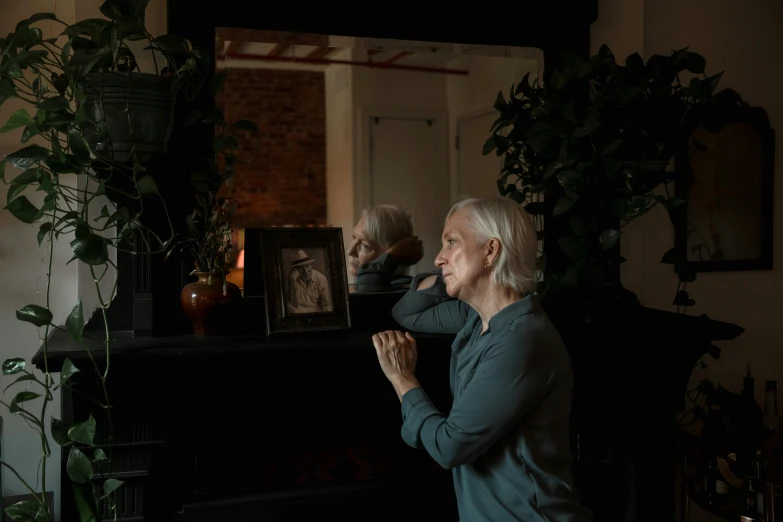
[{"x1": 392, "y1": 271, "x2": 591, "y2": 522}]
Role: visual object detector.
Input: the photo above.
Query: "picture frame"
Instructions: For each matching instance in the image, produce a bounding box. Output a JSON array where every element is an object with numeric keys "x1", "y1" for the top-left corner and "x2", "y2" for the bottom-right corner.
[
  {"x1": 246, "y1": 227, "x2": 351, "y2": 335},
  {"x1": 674, "y1": 88, "x2": 775, "y2": 272}
]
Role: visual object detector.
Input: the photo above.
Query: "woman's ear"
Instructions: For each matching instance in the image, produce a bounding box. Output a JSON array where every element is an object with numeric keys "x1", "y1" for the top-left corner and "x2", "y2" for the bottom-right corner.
[{"x1": 485, "y1": 238, "x2": 501, "y2": 268}]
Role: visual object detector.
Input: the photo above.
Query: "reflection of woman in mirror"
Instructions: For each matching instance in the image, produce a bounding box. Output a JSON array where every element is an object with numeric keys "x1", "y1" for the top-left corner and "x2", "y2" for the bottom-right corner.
[
  {"x1": 347, "y1": 205, "x2": 424, "y2": 293},
  {"x1": 371, "y1": 197, "x2": 590, "y2": 522}
]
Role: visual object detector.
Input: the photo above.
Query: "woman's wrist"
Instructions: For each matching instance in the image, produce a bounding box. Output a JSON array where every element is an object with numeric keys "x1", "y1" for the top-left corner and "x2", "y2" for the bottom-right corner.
[{"x1": 392, "y1": 375, "x2": 421, "y2": 402}]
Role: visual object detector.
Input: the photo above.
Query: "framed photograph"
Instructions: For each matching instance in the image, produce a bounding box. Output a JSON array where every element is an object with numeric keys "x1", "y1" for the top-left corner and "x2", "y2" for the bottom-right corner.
[
  {"x1": 675, "y1": 88, "x2": 775, "y2": 272},
  {"x1": 251, "y1": 227, "x2": 351, "y2": 335}
]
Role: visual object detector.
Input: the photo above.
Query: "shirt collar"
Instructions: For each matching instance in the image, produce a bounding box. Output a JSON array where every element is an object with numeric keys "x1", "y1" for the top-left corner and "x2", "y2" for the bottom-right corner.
[{"x1": 487, "y1": 292, "x2": 543, "y2": 332}]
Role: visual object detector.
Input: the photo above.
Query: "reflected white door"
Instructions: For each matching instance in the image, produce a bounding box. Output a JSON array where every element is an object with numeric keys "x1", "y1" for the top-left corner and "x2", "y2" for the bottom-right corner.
[
  {"x1": 369, "y1": 116, "x2": 450, "y2": 274},
  {"x1": 456, "y1": 110, "x2": 503, "y2": 200}
]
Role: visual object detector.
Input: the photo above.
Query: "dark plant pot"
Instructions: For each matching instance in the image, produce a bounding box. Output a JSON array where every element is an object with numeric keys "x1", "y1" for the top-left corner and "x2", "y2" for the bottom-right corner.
[
  {"x1": 80, "y1": 72, "x2": 179, "y2": 165},
  {"x1": 181, "y1": 272, "x2": 242, "y2": 336}
]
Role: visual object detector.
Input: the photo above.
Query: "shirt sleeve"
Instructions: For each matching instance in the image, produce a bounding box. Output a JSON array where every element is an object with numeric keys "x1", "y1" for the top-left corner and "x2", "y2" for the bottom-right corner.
[
  {"x1": 400, "y1": 329, "x2": 563, "y2": 469},
  {"x1": 391, "y1": 270, "x2": 471, "y2": 334},
  {"x1": 355, "y1": 253, "x2": 399, "y2": 293},
  {"x1": 318, "y1": 272, "x2": 332, "y2": 311}
]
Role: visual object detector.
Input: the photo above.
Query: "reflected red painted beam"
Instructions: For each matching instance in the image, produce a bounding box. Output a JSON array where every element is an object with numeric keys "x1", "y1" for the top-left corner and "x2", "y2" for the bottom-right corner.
[
  {"x1": 382, "y1": 51, "x2": 410, "y2": 64},
  {"x1": 220, "y1": 52, "x2": 468, "y2": 76}
]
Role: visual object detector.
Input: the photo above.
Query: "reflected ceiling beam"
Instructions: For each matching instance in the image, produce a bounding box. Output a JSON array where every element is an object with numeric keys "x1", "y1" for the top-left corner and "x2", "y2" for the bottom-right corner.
[
  {"x1": 268, "y1": 43, "x2": 290, "y2": 57},
  {"x1": 306, "y1": 47, "x2": 334, "y2": 60},
  {"x1": 226, "y1": 40, "x2": 243, "y2": 55},
  {"x1": 222, "y1": 52, "x2": 468, "y2": 76},
  {"x1": 383, "y1": 51, "x2": 410, "y2": 64}
]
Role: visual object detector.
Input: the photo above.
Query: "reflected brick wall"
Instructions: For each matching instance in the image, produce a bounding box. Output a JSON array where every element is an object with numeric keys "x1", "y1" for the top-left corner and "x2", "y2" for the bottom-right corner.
[{"x1": 216, "y1": 68, "x2": 327, "y2": 227}]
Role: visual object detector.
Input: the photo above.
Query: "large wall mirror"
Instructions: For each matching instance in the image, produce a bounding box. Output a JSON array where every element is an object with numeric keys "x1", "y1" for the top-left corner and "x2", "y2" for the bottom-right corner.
[{"x1": 214, "y1": 29, "x2": 542, "y2": 285}]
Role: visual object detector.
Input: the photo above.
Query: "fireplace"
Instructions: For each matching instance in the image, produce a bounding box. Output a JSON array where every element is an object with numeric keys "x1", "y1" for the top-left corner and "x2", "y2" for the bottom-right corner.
[{"x1": 42, "y1": 294, "x2": 459, "y2": 521}]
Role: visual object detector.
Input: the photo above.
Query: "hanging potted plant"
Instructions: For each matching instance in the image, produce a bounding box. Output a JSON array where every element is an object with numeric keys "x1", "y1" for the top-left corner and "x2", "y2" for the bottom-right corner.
[
  {"x1": 58, "y1": 0, "x2": 208, "y2": 165},
  {"x1": 0, "y1": 1, "x2": 220, "y2": 519}
]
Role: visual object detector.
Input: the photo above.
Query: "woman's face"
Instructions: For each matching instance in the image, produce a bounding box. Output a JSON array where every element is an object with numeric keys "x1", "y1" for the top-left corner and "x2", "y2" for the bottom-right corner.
[
  {"x1": 435, "y1": 208, "x2": 487, "y2": 300},
  {"x1": 347, "y1": 215, "x2": 383, "y2": 277}
]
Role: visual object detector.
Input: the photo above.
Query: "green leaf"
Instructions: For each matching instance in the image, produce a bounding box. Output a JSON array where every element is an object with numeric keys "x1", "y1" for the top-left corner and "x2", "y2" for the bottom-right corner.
[
  {"x1": 3, "y1": 374, "x2": 38, "y2": 394},
  {"x1": 601, "y1": 139, "x2": 623, "y2": 156},
  {"x1": 58, "y1": 358, "x2": 80, "y2": 390},
  {"x1": 660, "y1": 247, "x2": 677, "y2": 264},
  {"x1": 231, "y1": 119, "x2": 259, "y2": 133},
  {"x1": 68, "y1": 415, "x2": 96, "y2": 445},
  {"x1": 558, "y1": 236, "x2": 587, "y2": 260},
  {"x1": 560, "y1": 266, "x2": 578, "y2": 287},
  {"x1": 0, "y1": 109, "x2": 34, "y2": 133},
  {"x1": 150, "y1": 34, "x2": 190, "y2": 54},
  {"x1": 6, "y1": 145, "x2": 49, "y2": 169},
  {"x1": 542, "y1": 155, "x2": 577, "y2": 180},
  {"x1": 27, "y1": 12, "x2": 59, "y2": 24},
  {"x1": 704, "y1": 72, "x2": 723, "y2": 94},
  {"x1": 625, "y1": 52, "x2": 643, "y2": 69},
  {"x1": 524, "y1": 202, "x2": 548, "y2": 216},
  {"x1": 70, "y1": 234, "x2": 109, "y2": 265},
  {"x1": 7, "y1": 182, "x2": 29, "y2": 205},
  {"x1": 553, "y1": 196, "x2": 576, "y2": 217},
  {"x1": 68, "y1": 129, "x2": 93, "y2": 163},
  {"x1": 100, "y1": 0, "x2": 150, "y2": 20},
  {"x1": 15, "y1": 304, "x2": 52, "y2": 327},
  {"x1": 137, "y1": 175, "x2": 158, "y2": 195},
  {"x1": 21, "y1": 124, "x2": 41, "y2": 144},
  {"x1": 93, "y1": 448, "x2": 107, "y2": 461},
  {"x1": 71, "y1": 482, "x2": 99, "y2": 522},
  {"x1": 599, "y1": 229, "x2": 621, "y2": 250},
  {"x1": 37, "y1": 222, "x2": 52, "y2": 246},
  {"x1": 64, "y1": 18, "x2": 109, "y2": 38},
  {"x1": 0, "y1": 160, "x2": 6, "y2": 182},
  {"x1": 2, "y1": 358, "x2": 26, "y2": 375},
  {"x1": 556, "y1": 170, "x2": 583, "y2": 191},
  {"x1": 103, "y1": 478, "x2": 124, "y2": 496},
  {"x1": 37, "y1": 96, "x2": 69, "y2": 112},
  {"x1": 0, "y1": 79, "x2": 17, "y2": 98},
  {"x1": 4, "y1": 499, "x2": 47, "y2": 521},
  {"x1": 66, "y1": 446, "x2": 94, "y2": 484},
  {"x1": 482, "y1": 136, "x2": 499, "y2": 155},
  {"x1": 65, "y1": 300, "x2": 85, "y2": 342},
  {"x1": 10, "y1": 391, "x2": 41, "y2": 413},
  {"x1": 51, "y1": 418, "x2": 73, "y2": 446},
  {"x1": 549, "y1": 70, "x2": 564, "y2": 89}
]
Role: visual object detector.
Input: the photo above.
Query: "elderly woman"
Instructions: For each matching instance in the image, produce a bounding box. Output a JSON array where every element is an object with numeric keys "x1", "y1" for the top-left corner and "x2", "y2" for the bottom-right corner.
[
  {"x1": 348, "y1": 204, "x2": 424, "y2": 293},
  {"x1": 371, "y1": 197, "x2": 591, "y2": 522}
]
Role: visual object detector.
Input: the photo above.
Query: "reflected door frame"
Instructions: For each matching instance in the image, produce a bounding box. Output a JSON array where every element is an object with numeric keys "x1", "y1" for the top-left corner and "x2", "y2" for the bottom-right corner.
[{"x1": 354, "y1": 105, "x2": 451, "y2": 220}]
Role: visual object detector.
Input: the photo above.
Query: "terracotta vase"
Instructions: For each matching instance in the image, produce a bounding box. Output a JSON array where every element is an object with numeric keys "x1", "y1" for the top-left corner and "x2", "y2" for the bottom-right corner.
[{"x1": 180, "y1": 272, "x2": 242, "y2": 335}]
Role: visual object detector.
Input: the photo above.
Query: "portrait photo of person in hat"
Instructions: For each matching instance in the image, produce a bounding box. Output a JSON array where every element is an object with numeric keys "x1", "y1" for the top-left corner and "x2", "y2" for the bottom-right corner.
[{"x1": 283, "y1": 248, "x2": 332, "y2": 314}]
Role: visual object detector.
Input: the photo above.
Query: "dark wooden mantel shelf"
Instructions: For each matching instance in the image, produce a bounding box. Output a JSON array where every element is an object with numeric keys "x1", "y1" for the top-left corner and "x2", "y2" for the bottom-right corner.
[{"x1": 32, "y1": 329, "x2": 455, "y2": 372}]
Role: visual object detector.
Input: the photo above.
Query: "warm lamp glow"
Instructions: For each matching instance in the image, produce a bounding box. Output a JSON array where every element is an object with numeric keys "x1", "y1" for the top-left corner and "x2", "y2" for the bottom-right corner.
[{"x1": 236, "y1": 249, "x2": 245, "y2": 269}]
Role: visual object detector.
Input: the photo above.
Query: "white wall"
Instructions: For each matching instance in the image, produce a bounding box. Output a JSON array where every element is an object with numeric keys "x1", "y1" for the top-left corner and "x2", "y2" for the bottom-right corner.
[
  {"x1": 0, "y1": 3, "x2": 76, "y2": 518},
  {"x1": 0, "y1": 1, "x2": 167, "y2": 519},
  {"x1": 445, "y1": 55, "x2": 540, "y2": 201}
]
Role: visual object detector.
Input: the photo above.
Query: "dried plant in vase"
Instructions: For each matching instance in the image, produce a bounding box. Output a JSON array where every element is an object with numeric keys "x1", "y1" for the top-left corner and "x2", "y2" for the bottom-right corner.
[{"x1": 168, "y1": 197, "x2": 243, "y2": 335}]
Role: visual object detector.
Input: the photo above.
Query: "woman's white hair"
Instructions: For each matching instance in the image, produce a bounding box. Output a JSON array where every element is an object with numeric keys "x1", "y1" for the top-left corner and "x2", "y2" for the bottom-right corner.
[
  {"x1": 362, "y1": 204, "x2": 414, "y2": 250},
  {"x1": 446, "y1": 196, "x2": 538, "y2": 296}
]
